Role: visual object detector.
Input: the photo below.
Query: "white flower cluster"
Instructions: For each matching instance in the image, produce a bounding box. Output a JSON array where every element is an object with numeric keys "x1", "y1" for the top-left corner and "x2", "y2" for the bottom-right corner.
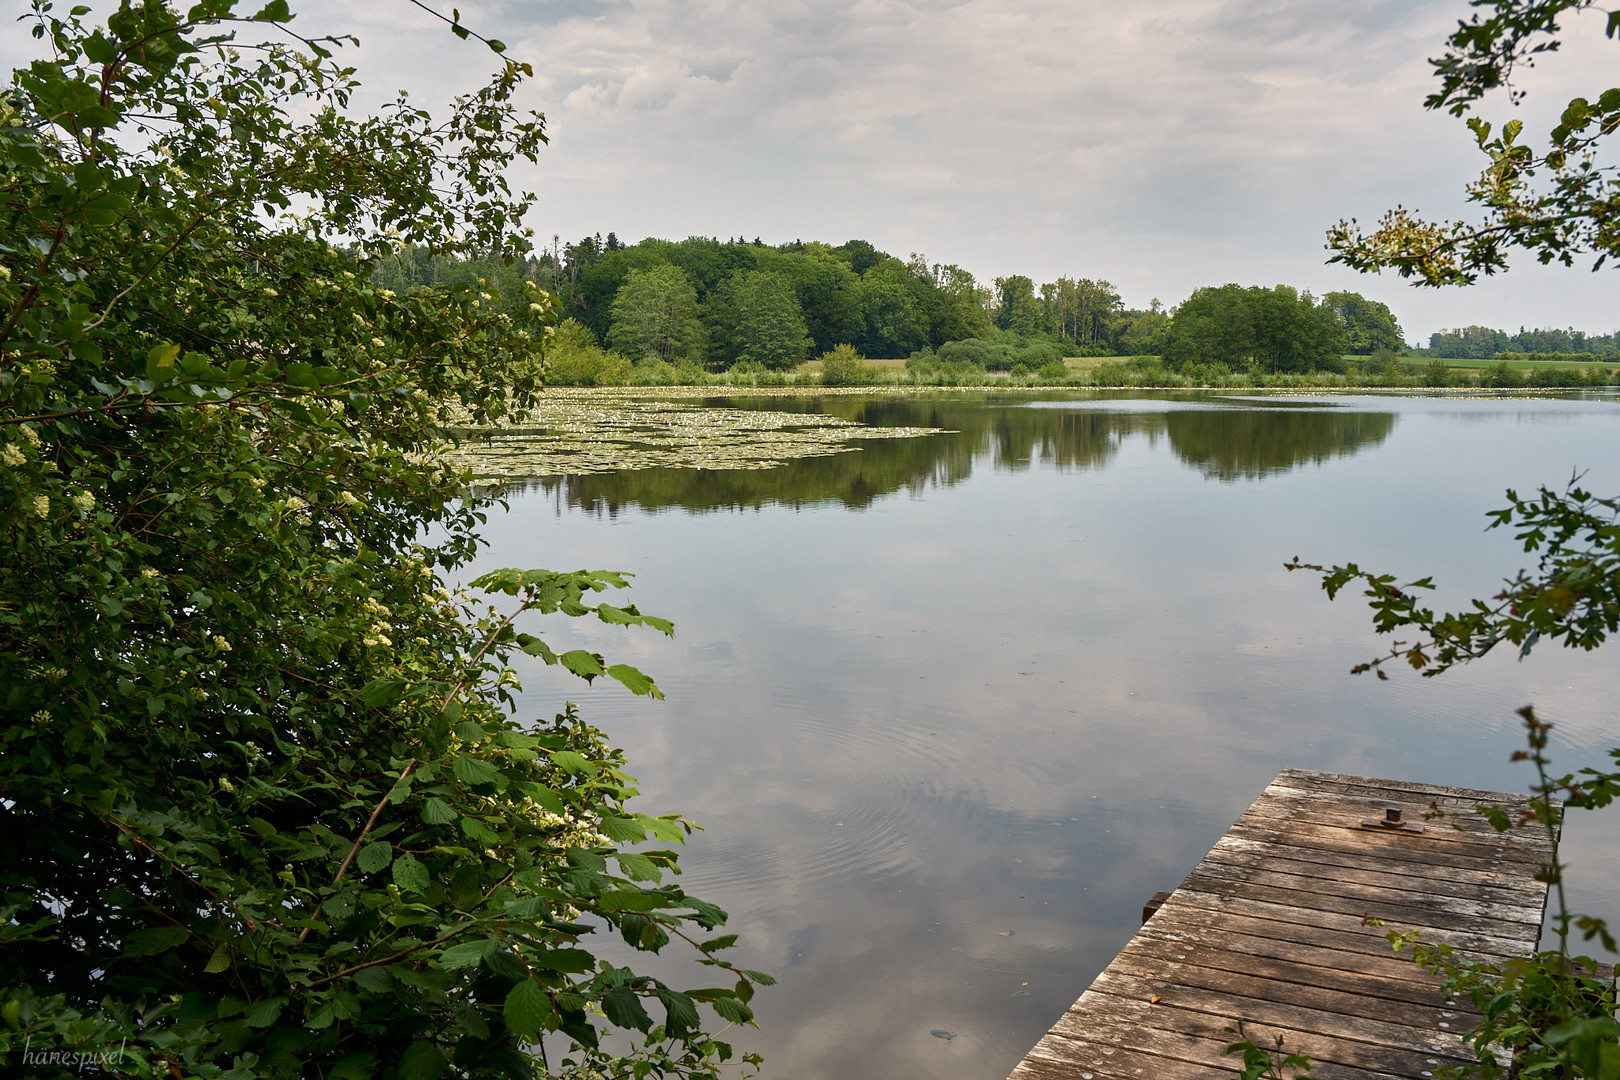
[
  {"x1": 534, "y1": 808, "x2": 609, "y2": 848},
  {"x1": 361, "y1": 596, "x2": 393, "y2": 647},
  {"x1": 1, "y1": 443, "x2": 24, "y2": 467},
  {"x1": 31, "y1": 495, "x2": 48, "y2": 518},
  {"x1": 70, "y1": 489, "x2": 95, "y2": 514}
]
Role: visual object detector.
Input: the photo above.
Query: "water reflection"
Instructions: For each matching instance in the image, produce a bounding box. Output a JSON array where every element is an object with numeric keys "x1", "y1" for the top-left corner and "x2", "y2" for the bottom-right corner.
[
  {"x1": 512, "y1": 393, "x2": 1397, "y2": 512},
  {"x1": 465, "y1": 392, "x2": 1620, "y2": 1080}
]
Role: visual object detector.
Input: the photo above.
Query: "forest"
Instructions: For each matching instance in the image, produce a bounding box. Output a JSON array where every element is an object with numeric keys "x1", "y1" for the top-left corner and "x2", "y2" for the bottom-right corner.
[
  {"x1": 1427, "y1": 324, "x2": 1620, "y2": 359},
  {"x1": 370, "y1": 235, "x2": 1411, "y2": 379}
]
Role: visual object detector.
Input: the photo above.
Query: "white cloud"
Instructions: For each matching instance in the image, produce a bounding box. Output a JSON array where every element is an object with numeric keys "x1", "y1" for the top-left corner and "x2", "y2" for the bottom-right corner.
[{"x1": 8, "y1": 0, "x2": 1615, "y2": 338}]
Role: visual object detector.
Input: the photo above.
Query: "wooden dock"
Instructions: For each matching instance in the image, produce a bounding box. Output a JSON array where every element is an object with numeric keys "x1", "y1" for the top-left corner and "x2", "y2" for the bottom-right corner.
[{"x1": 1007, "y1": 768, "x2": 1557, "y2": 1080}]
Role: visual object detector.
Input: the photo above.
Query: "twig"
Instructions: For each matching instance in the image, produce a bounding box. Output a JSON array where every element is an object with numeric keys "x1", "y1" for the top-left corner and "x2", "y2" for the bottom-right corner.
[{"x1": 298, "y1": 758, "x2": 416, "y2": 943}]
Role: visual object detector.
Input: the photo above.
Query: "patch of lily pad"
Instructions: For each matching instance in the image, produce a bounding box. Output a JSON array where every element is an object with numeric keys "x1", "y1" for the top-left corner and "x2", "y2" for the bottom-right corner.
[{"x1": 438, "y1": 387, "x2": 949, "y2": 479}]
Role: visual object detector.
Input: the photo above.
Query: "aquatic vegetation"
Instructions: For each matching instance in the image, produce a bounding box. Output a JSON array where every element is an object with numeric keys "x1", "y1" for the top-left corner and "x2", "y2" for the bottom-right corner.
[{"x1": 440, "y1": 388, "x2": 949, "y2": 478}]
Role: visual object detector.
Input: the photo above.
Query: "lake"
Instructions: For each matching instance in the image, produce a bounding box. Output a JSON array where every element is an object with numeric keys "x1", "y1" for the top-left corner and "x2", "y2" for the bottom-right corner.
[{"x1": 461, "y1": 390, "x2": 1620, "y2": 1080}]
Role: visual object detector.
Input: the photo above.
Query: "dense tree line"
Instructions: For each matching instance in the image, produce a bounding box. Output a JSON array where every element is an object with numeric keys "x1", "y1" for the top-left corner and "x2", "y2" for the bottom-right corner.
[
  {"x1": 1162, "y1": 285, "x2": 1349, "y2": 374},
  {"x1": 1427, "y1": 324, "x2": 1620, "y2": 358}
]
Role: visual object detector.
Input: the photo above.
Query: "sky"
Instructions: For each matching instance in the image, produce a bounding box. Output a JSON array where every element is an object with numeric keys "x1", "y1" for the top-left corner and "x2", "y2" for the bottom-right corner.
[{"x1": 9, "y1": 0, "x2": 1617, "y2": 344}]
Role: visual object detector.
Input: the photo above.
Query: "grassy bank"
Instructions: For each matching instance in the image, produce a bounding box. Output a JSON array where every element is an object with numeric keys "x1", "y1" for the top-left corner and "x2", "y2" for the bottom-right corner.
[{"x1": 568, "y1": 354, "x2": 1620, "y2": 392}]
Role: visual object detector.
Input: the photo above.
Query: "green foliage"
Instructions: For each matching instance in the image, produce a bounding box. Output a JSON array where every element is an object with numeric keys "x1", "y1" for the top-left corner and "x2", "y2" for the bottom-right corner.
[
  {"x1": 542, "y1": 320, "x2": 631, "y2": 387},
  {"x1": 993, "y1": 275, "x2": 1041, "y2": 337},
  {"x1": 1321, "y1": 291, "x2": 1405, "y2": 354},
  {"x1": 1290, "y1": 480, "x2": 1620, "y2": 678},
  {"x1": 607, "y1": 264, "x2": 706, "y2": 364},
  {"x1": 0, "y1": 3, "x2": 761, "y2": 1078},
  {"x1": 729, "y1": 271, "x2": 812, "y2": 370},
  {"x1": 1222, "y1": 1020, "x2": 1317, "y2": 1080},
  {"x1": 816, "y1": 343, "x2": 873, "y2": 386},
  {"x1": 1163, "y1": 284, "x2": 1345, "y2": 374},
  {"x1": 1328, "y1": 0, "x2": 1620, "y2": 283}
]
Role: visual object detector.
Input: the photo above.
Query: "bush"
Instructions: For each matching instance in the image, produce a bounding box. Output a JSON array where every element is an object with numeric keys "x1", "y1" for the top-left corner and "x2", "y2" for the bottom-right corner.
[
  {"x1": 818, "y1": 343, "x2": 874, "y2": 386},
  {"x1": 544, "y1": 319, "x2": 633, "y2": 386},
  {"x1": 0, "y1": 5, "x2": 763, "y2": 1078}
]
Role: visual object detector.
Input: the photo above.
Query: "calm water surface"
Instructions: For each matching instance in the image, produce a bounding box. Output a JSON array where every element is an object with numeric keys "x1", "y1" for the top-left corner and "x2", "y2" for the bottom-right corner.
[{"x1": 463, "y1": 391, "x2": 1620, "y2": 1080}]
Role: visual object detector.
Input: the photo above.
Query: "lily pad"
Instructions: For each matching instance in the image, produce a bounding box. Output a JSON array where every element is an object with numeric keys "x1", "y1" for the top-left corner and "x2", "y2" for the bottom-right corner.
[{"x1": 435, "y1": 387, "x2": 948, "y2": 479}]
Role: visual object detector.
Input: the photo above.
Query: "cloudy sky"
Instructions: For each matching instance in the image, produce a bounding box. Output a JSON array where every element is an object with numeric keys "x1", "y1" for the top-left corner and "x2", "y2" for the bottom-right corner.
[{"x1": 12, "y1": 1, "x2": 1617, "y2": 342}]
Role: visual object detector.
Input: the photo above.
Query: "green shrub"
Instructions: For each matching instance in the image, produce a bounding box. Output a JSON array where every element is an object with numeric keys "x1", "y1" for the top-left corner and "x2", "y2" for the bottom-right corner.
[{"x1": 818, "y1": 344, "x2": 874, "y2": 386}]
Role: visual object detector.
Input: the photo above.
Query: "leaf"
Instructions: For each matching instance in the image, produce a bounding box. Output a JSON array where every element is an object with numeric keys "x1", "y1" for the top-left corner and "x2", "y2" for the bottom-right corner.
[
  {"x1": 606, "y1": 663, "x2": 662, "y2": 699},
  {"x1": 356, "y1": 839, "x2": 393, "y2": 874},
  {"x1": 399, "y1": 1041, "x2": 446, "y2": 1080},
  {"x1": 392, "y1": 853, "x2": 429, "y2": 894},
  {"x1": 439, "y1": 937, "x2": 497, "y2": 969},
  {"x1": 244, "y1": 996, "x2": 286, "y2": 1027},
  {"x1": 658, "y1": 989, "x2": 700, "y2": 1037},
  {"x1": 559, "y1": 649, "x2": 605, "y2": 681},
  {"x1": 712, "y1": 995, "x2": 753, "y2": 1024},
  {"x1": 504, "y1": 979, "x2": 553, "y2": 1038},
  {"x1": 531, "y1": 947, "x2": 595, "y2": 974},
  {"x1": 452, "y1": 754, "x2": 499, "y2": 786},
  {"x1": 145, "y1": 342, "x2": 180, "y2": 382},
  {"x1": 549, "y1": 750, "x2": 591, "y2": 775},
  {"x1": 595, "y1": 890, "x2": 664, "y2": 912},
  {"x1": 360, "y1": 679, "x2": 409, "y2": 709},
  {"x1": 123, "y1": 925, "x2": 189, "y2": 957},
  {"x1": 420, "y1": 797, "x2": 457, "y2": 825},
  {"x1": 203, "y1": 941, "x2": 232, "y2": 973},
  {"x1": 598, "y1": 815, "x2": 647, "y2": 843},
  {"x1": 614, "y1": 852, "x2": 662, "y2": 882},
  {"x1": 601, "y1": 986, "x2": 652, "y2": 1031}
]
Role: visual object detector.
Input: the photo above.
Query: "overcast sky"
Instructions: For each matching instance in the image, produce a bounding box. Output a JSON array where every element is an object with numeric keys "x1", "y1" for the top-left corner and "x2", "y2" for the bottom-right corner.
[{"x1": 11, "y1": 1, "x2": 1617, "y2": 343}]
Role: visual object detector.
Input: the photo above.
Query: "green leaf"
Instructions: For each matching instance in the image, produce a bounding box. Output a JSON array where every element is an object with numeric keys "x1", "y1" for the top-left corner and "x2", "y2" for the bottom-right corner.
[
  {"x1": 452, "y1": 754, "x2": 499, "y2": 786},
  {"x1": 559, "y1": 649, "x2": 605, "y2": 681},
  {"x1": 399, "y1": 1041, "x2": 446, "y2": 1080},
  {"x1": 712, "y1": 995, "x2": 753, "y2": 1024},
  {"x1": 244, "y1": 996, "x2": 286, "y2": 1027},
  {"x1": 203, "y1": 941, "x2": 232, "y2": 973},
  {"x1": 439, "y1": 937, "x2": 497, "y2": 969},
  {"x1": 145, "y1": 342, "x2": 180, "y2": 382},
  {"x1": 420, "y1": 797, "x2": 457, "y2": 824},
  {"x1": 504, "y1": 979, "x2": 553, "y2": 1038},
  {"x1": 360, "y1": 679, "x2": 409, "y2": 709},
  {"x1": 658, "y1": 989, "x2": 700, "y2": 1036},
  {"x1": 614, "y1": 852, "x2": 662, "y2": 882},
  {"x1": 601, "y1": 986, "x2": 652, "y2": 1031},
  {"x1": 356, "y1": 839, "x2": 393, "y2": 874},
  {"x1": 607, "y1": 663, "x2": 662, "y2": 699},
  {"x1": 392, "y1": 853, "x2": 429, "y2": 894},
  {"x1": 595, "y1": 890, "x2": 663, "y2": 912},
  {"x1": 549, "y1": 749, "x2": 591, "y2": 775},
  {"x1": 598, "y1": 815, "x2": 647, "y2": 843},
  {"x1": 123, "y1": 926, "x2": 189, "y2": 957},
  {"x1": 531, "y1": 947, "x2": 595, "y2": 974}
]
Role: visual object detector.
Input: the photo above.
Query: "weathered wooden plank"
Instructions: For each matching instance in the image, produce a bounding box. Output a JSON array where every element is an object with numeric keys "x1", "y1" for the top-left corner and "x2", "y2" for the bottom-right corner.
[
  {"x1": 1004, "y1": 769, "x2": 1552, "y2": 1080},
  {"x1": 1162, "y1": 888, "x2": 1536, "y2": 959},
  {"x1": 1119, "y1": 935, "x2": 1462, "y2": 1008},
  {"x1": 1178, "y1": 861, "x2": 1546, "y2": 929},
  {"x1": 1209, "y1": 834, "x2": 1550, "y2": 895},
  {"x1": 1044, "y1": 989, "x2": 1465, "y2": 1078},
  {"x1": 1238, "y1": 792, "x2": 1539, "y2": 850},
  {"x1": 1082, "y1": 968, "x2": 1472, "y2": 1058},
  {"x1": 1225, "y1": 818, "x2": 1541, "y2": 874},
  {"x1": 1132, "y1": 916, "x2": 1471, "y2": 986},
  {"x1": 1174, "y1": 868, "x2": 1539, "y2": 939}
]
